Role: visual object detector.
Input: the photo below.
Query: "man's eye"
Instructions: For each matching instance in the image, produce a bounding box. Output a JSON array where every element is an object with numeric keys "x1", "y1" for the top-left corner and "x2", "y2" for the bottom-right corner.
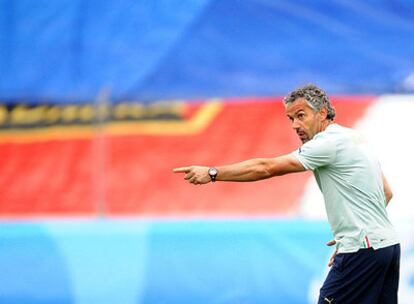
[{"x1": 298, "y1": 113, "x2": 305, "y2": 119}]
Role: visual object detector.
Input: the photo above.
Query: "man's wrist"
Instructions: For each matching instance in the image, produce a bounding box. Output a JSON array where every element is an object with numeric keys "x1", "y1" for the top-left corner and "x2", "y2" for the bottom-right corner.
[{"x1": 208, "y1": 167, "x2": 218, "y2": 182}]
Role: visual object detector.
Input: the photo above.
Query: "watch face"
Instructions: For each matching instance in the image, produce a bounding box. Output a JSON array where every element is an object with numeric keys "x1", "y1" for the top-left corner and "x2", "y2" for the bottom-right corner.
[{"x1": 209, "y1": 168, "x2": 217, "y2": 175}]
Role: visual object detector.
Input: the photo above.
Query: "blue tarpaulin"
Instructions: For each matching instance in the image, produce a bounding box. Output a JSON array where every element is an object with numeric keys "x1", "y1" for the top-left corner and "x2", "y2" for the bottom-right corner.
[{"x1": 1, "y1": 0, "x2": 414, "y2": 103}]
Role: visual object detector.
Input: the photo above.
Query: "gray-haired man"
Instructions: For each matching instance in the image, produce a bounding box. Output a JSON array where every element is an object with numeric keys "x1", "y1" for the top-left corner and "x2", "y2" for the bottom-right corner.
[{"x1": 174, "y1": 84, "x2": 400, "y2": 303}]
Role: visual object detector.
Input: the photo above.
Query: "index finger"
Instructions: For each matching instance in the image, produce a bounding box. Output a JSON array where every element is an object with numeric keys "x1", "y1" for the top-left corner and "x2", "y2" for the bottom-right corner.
[{"x1": 173, "y1": 167, "x2": 191, "y2": 173}]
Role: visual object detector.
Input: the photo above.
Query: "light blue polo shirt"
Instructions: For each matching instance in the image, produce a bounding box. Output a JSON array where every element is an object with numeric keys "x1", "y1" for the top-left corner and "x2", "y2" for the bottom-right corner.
[{"x1": 292, "y1": 124, "x2": 399, "y2": 253}]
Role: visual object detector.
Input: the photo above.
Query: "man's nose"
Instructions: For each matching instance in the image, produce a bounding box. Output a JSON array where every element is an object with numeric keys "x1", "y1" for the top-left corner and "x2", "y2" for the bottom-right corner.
[{"x1": 291, "y1": 119, "x2": 300, "y2": 130}]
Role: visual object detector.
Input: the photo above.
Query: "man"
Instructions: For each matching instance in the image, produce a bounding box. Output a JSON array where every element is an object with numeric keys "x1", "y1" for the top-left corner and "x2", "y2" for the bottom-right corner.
[{"x1": 173, "y1": 84, "x2": 400, "y2": 303}]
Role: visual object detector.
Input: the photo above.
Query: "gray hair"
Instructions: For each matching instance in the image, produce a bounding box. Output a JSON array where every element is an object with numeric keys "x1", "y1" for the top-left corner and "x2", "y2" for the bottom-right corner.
[{"x1": 283, "y1": 84, "x2": 336, "y2": 120}]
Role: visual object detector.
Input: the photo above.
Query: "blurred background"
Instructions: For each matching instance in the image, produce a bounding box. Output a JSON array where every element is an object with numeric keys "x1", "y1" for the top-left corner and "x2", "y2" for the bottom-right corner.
[{"x1": 1, "y1": 0, "x2": 414, "y2": 303}]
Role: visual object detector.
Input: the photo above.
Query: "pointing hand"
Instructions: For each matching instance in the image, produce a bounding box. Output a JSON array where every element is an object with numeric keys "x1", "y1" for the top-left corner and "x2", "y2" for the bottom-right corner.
[{"x1": 173, "y1": 166, "x2": 211, "y2": 185}]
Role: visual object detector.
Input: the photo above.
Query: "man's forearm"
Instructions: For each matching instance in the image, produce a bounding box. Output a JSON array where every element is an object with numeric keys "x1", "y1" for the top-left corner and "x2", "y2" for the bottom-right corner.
[
  {"x1": 216, "y1": 155, "x2": 305, "y2": 182},
  {"x1": 216, "y1": 158, "x2": 272, "y2": 182}
]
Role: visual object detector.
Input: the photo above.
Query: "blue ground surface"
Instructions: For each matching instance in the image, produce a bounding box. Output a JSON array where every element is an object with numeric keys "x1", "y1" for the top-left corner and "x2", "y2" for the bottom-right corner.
[{"x1": 0, "y1": 219, "x2": 332, "y2": 303}]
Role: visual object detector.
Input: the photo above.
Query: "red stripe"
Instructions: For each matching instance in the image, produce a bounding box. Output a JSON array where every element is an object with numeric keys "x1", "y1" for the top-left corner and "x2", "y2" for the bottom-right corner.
[
  {"x1": 365, "y1": 236, "x2": 371, "y2": 248},
  {"x1": 0, "y1": 97, "x2": 375, "y2": 216}
]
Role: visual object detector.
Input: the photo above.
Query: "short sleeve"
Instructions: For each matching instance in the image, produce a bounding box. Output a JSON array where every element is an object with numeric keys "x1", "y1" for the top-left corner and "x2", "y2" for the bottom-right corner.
[{"x1": 291, "y1": 136, "x2": 337, "y2": 171}]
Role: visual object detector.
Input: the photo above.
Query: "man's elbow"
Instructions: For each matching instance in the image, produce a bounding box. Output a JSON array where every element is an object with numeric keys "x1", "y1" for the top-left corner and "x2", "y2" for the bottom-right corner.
[
  {"x1": 263, "y1": 156, "x2": 304, "y2": 178},
  {"x1": 257, "y1": 162, "x2": 273, "y2": 179},
  {"x1": 257, "y1": 159, "x2": 282, "y2": 179},
  {"x1": 386, "y1": 191, "x2": 393, "y2": 203},
  {"x1": 384, "y1": 187, "x2": 393, "y2": 204}
]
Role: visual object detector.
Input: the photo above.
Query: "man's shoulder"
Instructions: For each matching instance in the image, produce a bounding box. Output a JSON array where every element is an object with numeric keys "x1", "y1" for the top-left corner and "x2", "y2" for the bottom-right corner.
[{"x1": 315, "y1": 123, "x2": 355, "y2": 141}]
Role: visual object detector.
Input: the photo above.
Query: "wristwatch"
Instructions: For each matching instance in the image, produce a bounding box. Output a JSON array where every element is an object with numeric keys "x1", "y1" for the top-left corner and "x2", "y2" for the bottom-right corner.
[{"x1": 208, "y1": 167, "x2": 218, "y2": 182}]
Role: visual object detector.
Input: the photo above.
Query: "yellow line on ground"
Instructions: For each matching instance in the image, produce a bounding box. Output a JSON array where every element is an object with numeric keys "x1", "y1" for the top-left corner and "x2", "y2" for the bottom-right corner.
[{"x1": 0, "y1": 100, "x2": 223, "y2": 143}]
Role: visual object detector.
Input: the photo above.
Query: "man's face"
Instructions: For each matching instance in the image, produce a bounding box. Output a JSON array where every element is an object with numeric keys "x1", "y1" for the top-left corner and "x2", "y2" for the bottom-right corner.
[{"x1": 285, "y1": 98, "x2": 324, "y2": 144}]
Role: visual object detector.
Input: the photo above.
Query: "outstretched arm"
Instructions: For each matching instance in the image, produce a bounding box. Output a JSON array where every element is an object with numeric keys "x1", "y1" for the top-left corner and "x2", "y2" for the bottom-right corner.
[{"x1": 173, "y1": 155, "x2": 306, "y2": 185}]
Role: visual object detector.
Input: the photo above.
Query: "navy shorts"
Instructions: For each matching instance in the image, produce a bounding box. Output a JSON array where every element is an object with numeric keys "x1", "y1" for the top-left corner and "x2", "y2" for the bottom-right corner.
[{"x1": 318, "y1": 244, "x2": 400, "y2": 304}]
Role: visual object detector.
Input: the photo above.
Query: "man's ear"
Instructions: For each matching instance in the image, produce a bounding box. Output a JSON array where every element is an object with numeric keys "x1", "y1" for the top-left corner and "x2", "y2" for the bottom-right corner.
[{"x1": 320, "y1": 107, "x2": 328, "y2": 120}]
